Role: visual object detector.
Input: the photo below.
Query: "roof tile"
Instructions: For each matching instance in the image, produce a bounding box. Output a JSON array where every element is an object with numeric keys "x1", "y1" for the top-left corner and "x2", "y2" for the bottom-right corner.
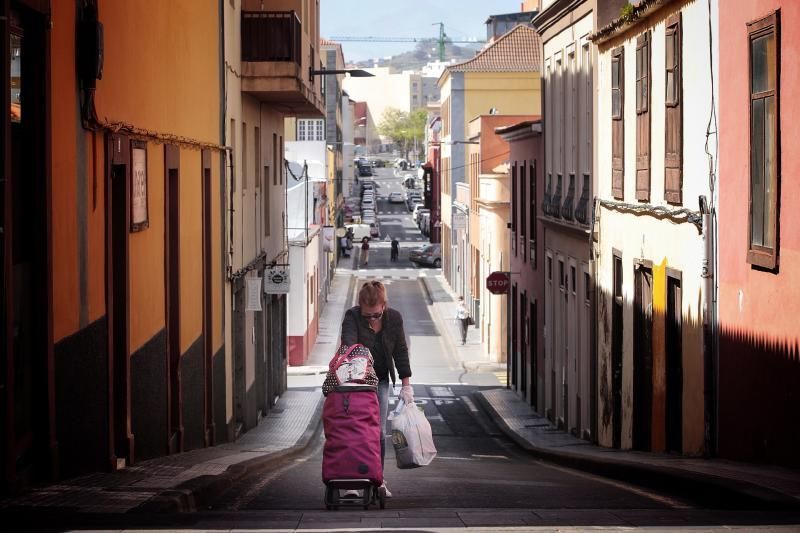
[{"x1": 448, "y1": 25, "x2": 542, "y2": 73}]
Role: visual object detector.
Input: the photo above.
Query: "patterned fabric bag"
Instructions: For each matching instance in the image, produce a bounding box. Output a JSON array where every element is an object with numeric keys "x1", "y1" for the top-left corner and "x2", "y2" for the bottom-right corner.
[{"x1": 322, "y1": 343, "x2": 378, "y2": 395}]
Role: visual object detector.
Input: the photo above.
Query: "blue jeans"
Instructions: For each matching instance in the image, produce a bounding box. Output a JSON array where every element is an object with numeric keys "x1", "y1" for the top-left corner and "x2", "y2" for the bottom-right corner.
[{"x1": 377, "y1": 379, "x2": 391, "y2": 469}]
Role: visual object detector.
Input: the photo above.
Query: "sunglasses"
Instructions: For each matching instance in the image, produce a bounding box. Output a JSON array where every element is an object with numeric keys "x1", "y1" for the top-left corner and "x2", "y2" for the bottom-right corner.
[{"x1": 362, "y1": 311, "x2": 384, "y2": 321}]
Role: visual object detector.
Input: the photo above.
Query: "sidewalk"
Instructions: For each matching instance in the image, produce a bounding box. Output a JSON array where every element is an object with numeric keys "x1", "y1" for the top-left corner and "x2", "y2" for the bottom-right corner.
[
  {"x1": 0, "y1": 390, "x2": 322, "y2": 514},
  {"x1": 477, "y1": 388, "x2": 800, "y2": 510},
  {"x1": 420, "y1": 272, "x2": 507, "y2": 381}
]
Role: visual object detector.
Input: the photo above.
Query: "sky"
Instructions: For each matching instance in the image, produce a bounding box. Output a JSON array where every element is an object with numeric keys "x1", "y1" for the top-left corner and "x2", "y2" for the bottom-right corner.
[{"x1": 320, "y1": 0, "x2": 525, "y2": 63}]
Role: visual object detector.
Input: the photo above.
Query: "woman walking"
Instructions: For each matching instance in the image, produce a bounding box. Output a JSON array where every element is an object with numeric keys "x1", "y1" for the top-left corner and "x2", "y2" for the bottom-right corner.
[{"x1": 340, "y1": 280, "x2": 414, "y2": 498}]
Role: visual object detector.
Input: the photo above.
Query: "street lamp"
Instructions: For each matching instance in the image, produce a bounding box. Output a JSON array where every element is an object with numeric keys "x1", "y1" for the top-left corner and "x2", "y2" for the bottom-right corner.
[{"x1": 309, "y1": 68, "x2": 374, "y2": 78}]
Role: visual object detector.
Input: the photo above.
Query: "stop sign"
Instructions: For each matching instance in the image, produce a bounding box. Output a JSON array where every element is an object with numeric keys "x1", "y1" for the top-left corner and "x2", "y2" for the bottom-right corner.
[{"x1": 486, "y1": 271, "x2": 510, "y2": 295}]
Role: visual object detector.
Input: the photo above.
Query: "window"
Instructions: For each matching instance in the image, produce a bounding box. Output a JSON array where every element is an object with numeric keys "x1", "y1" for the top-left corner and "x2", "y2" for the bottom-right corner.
[
  {"x1": 635, "y1": 33, "x2": 651, "y2": 201},
  {"x1": 315, "y1": 120, "x2": 324, "y2": 140},
  {"x1": 254, "y1": 127, "x2": 260, "y2": 189},
  {"x1": 272, "y1": 133, "x2": 278, "y2": 186},
  {"x1": 297, "y1": 120, "x2": 307, "y2": 141},
  {"x1": 611, "y1": 47, "x2": 624, "y2": 199},
  {"x1": 584, "y1": 272, "x2": 591, "y2": 303},
  {"x1": 547, "y1": 256, "x2": 553, "y2": 281},
  {"x1": 635, "y1": 34, "x2": 649, "y2": 113},
  {"x1": 264, "y1": 165, "x2": 270, "y2": 236},
  {"x1": 230, "y1": 118, "x2": 236, "y2": 192},
  {"x1": 520, "y1": 162, "x2": 527, "y2": 245},
  {"x1": 665, "y1": 14, "x2": 683, "y2": 204},
  {"x1": 559, "y1": 259, "x2": 565, "y2": 288},
  {"x1": 571, "y1": 265, "x2": 577, "y2": 293},
  {"x1": 242, "y1": 122, "x2": 248, "y2": 190},
  {"x1": 529, "y1": 162, "x2": 536, "y2": 267},
  {"x1": 511, "y1": 163, "x2": 517, "y2": 255},
  {"x1": 747, "y1": 11, "x2": 779, "y2": 269}
]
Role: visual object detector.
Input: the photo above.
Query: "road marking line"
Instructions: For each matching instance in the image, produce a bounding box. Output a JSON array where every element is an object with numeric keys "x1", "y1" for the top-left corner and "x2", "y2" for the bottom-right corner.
[
  {"x1": 461, "y1": 396, "x2": 480, "y2": 413},
  {"x1": 471, "y1": 454, "x2": 510, "y2": 460}
]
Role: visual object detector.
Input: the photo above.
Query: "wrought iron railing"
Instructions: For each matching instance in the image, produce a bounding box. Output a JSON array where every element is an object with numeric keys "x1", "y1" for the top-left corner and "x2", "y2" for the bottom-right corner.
[{"x1": 242, "y1": 11, "x2": 302, "y2": 65}]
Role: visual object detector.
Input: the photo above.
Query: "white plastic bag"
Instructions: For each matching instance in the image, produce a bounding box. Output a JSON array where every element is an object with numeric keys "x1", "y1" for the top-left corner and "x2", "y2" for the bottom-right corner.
[{"x1": 388, "y1": 399, "x2": 437, "y2": 468}]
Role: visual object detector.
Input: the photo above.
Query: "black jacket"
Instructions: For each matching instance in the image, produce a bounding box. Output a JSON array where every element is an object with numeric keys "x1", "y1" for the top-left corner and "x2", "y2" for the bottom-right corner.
[{"x1": 340, "y1": 306, "x2": 411, "y2": 383}]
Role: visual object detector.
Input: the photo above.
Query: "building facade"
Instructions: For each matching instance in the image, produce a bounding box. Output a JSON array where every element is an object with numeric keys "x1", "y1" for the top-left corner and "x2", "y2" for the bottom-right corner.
[
  {"x1": 438, "y1": 25, "x2": 542, "y2": 315},
  {"x1": 225, "y1": 0, "x2": 323, "y2": 439},
  {"x1": 467, "y1": 115, "x2": 538, "y2": 363},
  {"x1": 497, "y1": 120, "x2": 544, "y2": 410},
  {"x1": 2, "y1": 0, "x2": 224, "y2": 492},
  {"x1": 535, "y1": 0, "x2": 597, "y2": 442},
  {"x1": 717, "y1": 0, "x2": 800, "y2": 466},
  {"x1": 591, "y1": 0, "x2": 718, "y2": 455}
]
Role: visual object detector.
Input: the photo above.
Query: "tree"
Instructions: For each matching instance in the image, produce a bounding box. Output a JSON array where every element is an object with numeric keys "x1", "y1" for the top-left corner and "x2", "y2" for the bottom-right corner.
[{"x1": 377, "y1": 107, "x2": 428, "y2": 160}]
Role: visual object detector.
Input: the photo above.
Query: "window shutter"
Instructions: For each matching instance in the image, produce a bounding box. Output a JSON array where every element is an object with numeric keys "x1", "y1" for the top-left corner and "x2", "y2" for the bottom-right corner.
[
  {"x1": 635, "y1": 33, "x2": 651, "y2": 202},
  {"x1": 612, "y1": 47, "x2": 624, "y2": 199},
  {"x1": 665, "y1": 14, "x2": 683, "y2": 204}
]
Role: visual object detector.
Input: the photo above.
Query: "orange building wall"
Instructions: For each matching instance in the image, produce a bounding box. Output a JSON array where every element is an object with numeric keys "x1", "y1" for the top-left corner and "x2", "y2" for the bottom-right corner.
[
  {"x1": 50, "y1": 0, "x2": 221, "y2": 349},
  {"x1": 179, "y1": 150, "x2": 204, "y2": 353},
  {"x1": 50, "y1": 0, "x2": 80, "y2": 342},
  {"x1": 128, "y1": 145, "x2": 165, "y2": 353},
  {"x1": 211, "y1": 151, "x2": 223, "y2": 352}
]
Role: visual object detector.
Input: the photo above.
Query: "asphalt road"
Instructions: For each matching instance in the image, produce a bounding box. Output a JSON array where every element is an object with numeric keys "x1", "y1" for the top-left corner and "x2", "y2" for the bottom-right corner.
[{"x1": 214, "y1": 382, "x2": 688, "y2": 513}]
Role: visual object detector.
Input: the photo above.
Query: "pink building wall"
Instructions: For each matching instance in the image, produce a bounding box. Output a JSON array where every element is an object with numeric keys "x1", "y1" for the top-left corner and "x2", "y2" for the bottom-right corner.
[
  {"x1": 718, "y1": 1, "x2": 800, "y2": 465},
  {"x1": 504, "y1": 121, "x2": 544, "y2": 410}
]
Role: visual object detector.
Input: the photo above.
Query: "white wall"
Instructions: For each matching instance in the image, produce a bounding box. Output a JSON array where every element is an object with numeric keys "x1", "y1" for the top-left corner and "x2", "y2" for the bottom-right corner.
[{"x1": 593, "y1": 0, "x2": 714, "y2": 454}]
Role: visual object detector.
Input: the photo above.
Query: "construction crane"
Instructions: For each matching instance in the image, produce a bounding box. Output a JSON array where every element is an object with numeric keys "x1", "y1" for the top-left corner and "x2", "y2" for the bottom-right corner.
[{"x1": 330, "y1": 23, "x2": 484, "y2": 62}]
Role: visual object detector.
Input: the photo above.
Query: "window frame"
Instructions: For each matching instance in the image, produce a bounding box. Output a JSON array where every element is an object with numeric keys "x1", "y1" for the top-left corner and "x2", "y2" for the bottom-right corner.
[
  {"x1": 746, "y1": 10, "x2": 780, "y2": 270},
  {"x1": 635, "y1": 32, "x2": 649, "y2": 115}
]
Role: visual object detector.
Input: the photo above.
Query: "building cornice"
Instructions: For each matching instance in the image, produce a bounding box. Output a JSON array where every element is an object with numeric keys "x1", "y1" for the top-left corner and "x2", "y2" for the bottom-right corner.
[
  {"x1": 589, "y1": 0, "x2": 675, "y2": 45},
  {"x1": 533, "y1": 0, "x2": 588, "y2": 36},
  {"x1": 539, "y1": 215, "x2": 592, "y2": 238}
]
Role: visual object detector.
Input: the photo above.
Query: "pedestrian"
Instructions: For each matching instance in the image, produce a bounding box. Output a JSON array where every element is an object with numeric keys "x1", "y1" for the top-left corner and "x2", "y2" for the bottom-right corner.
[
  {"x1": 390, "y1": 237, "x2": 399, "y2": 262},
  {"x1": 456, "y1": 296, "x2": 469, "y2": 345},
  {"x1": 341, "y1": 280, "x2": 413, "y2": 499},
  {"x1": 361, "y1": 237, "x2": 370, "y2": 266},
  {"x1": 339, "y1": 234, "x2": 350, "y2": 258}
]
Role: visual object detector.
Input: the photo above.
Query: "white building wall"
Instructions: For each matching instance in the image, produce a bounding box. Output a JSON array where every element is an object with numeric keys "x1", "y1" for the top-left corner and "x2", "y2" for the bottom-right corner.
[
  {"x1": 541, "y1": 10, "x2": 595, "y2": 438},
  {"x1": 343, "y1": 67, "x2": 415, "y2": 143},
  {"x1": 594, "y1": 0, "x2": 714, "y2": 454}
]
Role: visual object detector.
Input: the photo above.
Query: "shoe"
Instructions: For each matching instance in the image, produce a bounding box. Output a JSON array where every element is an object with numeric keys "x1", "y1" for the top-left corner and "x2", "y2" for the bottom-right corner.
[
  {"x1": 341, "y1": 489, "x2": 361, "y2": 499},
  {"x1": 378, "y1": 482, "x2": 392, "y2": 498}
]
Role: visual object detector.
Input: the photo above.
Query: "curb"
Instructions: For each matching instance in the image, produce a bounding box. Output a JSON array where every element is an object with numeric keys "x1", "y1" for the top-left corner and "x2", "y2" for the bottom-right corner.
[
  {"x1": 134, "y1": 393, "x2": 325, "y2": 513},
  {"x1": 474, "y1": 391, "x2": 800, "y2": 511},
  {"x1": 419, "y1": 274, "x2": 434, "y2": 305}
]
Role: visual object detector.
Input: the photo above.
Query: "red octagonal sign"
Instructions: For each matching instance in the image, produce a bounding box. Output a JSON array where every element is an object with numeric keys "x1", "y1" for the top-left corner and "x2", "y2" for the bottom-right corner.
[{"x1": 486, "y1": 271, "x2": 510, "y2": 295}]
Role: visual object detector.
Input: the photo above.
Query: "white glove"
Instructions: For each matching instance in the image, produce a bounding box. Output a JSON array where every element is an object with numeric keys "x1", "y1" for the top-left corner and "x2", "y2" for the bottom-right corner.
[{"x1": 399, "y1": 385, "x2": 414, "y2": 405}]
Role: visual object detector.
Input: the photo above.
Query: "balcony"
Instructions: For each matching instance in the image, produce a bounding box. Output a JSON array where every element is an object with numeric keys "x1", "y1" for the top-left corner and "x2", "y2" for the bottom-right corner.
[{"x1": 241, "y1": 11, "x2": 324, "y2": 117}]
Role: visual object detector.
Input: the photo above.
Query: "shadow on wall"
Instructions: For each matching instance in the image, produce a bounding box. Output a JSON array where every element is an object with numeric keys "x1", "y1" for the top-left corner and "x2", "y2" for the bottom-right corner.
[
  {"x1": 718, "y1": 327, "x2": 800, "y2": 467},
  {"x1": 594, "y1": 279, "x2": 800, "y2": 466}
]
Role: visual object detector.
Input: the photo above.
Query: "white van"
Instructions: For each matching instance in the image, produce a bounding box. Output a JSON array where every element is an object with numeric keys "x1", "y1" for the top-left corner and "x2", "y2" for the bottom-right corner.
[{"x1": 345, "y1": 223, "x2": 371, "y2": 241}]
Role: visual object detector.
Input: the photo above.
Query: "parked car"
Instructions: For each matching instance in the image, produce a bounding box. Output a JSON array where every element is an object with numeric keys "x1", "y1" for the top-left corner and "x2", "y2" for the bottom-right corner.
[
  {"x1": 412, "y1": 205, "x2": 429, "y2": 224},
  {"x1": 407, "y1": 195, "x2": 422, "y2": 210},
  {"x1": 369, "y1": 222, "x2": 380, "y2": 238},
  {"x1": 357, "y1": 163, "x2": 372, "y2": 177},
  {"x1": 388, "y1": 191, "x2": 405, "y2": 203},
  {"x1": 409, "y1": 243, "x2": 441, "y2": 268},
  {"x1": 420, "y1": 212, "x2": 431, "y2": 235}
]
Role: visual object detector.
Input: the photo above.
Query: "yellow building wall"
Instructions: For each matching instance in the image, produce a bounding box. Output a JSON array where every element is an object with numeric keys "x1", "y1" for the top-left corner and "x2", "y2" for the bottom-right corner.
[{"x1": 463, "y1": 72, "x2": 541, "y2": 124}]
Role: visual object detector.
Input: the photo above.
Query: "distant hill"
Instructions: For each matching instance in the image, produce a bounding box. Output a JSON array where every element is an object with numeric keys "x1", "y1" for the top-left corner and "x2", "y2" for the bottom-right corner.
[{"x1": 353, "y1": 38, "x2": 482, "y2": 72}]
